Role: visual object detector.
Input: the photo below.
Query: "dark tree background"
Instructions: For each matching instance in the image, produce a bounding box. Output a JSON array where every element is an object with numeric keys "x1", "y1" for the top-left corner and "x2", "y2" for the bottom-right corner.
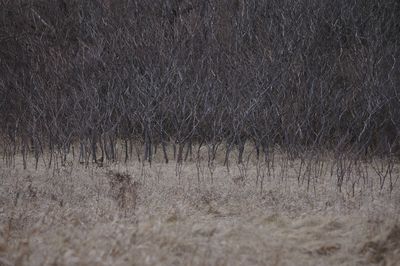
[{"x1": 1, "y1": 0, "x2": 399, "y2": 170}]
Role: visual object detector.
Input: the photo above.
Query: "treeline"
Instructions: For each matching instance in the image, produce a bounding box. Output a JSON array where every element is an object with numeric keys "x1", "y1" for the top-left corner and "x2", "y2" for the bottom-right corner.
[{"x1": 1, "y1": 0, "x2": 400, "y2": 167}]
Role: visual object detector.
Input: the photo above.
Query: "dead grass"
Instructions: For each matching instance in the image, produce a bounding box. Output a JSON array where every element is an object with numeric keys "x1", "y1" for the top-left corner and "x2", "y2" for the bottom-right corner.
[{"x1": 0, "y1": 156, "x2": 400, "y2": 266}]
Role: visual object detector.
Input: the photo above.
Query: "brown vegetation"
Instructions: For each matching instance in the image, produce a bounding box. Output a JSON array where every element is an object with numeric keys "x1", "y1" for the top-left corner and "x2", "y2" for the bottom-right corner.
[
  {"x1": 1, "y1": 1, "x2": 400, "y2": 265},
  {"x1": 0, "y1": 155, "x2": 399, "y2": 265}
]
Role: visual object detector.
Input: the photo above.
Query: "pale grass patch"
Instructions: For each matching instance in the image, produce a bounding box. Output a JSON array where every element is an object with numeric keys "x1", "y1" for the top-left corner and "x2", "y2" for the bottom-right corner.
[{"x1": 0, "y1": 156, "x2": 400, "y2": 265}]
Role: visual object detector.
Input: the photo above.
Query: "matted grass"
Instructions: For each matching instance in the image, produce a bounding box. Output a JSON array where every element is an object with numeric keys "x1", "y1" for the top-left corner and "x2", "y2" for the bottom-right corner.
[{"x1": 0, "y1": 156, "x2": 399, "y2": 266}]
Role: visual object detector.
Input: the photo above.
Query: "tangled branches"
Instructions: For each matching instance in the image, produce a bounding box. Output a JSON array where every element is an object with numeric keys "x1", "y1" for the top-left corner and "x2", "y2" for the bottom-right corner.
[{"x1": 0, "y1": 0, "x2": 399, "y2": 175}]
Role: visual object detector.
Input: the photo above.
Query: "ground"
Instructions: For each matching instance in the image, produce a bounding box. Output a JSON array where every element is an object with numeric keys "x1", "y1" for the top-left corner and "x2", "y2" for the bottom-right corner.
[{"x1": 1, "y1": 154, "x2": 400, "y2": 266}]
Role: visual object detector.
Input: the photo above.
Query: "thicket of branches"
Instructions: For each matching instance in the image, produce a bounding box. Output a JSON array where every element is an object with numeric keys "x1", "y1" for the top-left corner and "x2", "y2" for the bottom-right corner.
[{"x1": 1, "y1": 0, "x2": 400, "y2": 176}]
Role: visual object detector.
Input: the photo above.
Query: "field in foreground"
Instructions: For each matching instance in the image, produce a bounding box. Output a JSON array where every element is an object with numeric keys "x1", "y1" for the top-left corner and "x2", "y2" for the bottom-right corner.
[{"x1": 1, "y1": 158, "x2": 400, "y2": 266}]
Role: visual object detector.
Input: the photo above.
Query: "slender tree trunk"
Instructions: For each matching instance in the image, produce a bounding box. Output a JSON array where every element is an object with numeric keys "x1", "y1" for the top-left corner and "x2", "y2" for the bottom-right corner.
[
  {"x1": 124, "y1": 139, "x2": 129, "y2": 163},
  {"x1": 162, "y1": 140, "x2": 169, "y2": 164}
]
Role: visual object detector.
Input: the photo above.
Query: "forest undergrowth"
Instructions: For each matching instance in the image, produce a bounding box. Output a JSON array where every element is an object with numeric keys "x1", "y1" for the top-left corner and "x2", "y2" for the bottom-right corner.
[{"x1": 1, "y1": 149, "x2": 399, "y2": 266}]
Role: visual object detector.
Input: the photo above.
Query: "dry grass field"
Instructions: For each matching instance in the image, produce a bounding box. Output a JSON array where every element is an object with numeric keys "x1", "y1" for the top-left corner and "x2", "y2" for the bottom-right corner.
[{"x1": 1, "y1": 153, "x2": 400, "y2": 266}]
